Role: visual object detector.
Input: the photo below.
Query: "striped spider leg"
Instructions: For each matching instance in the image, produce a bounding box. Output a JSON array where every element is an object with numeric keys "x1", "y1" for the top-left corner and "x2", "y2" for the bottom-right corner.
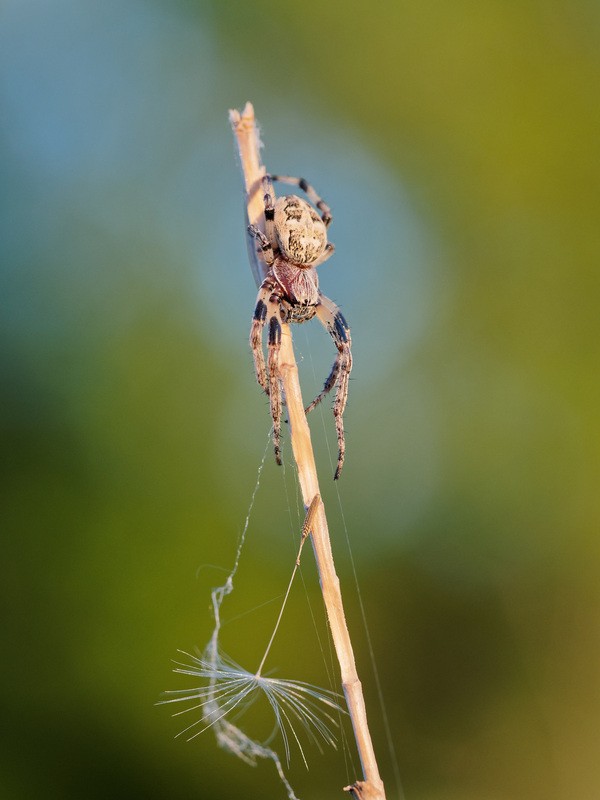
[{"x1": 306, "y1": 295, "x2": 352, "y2": 480}]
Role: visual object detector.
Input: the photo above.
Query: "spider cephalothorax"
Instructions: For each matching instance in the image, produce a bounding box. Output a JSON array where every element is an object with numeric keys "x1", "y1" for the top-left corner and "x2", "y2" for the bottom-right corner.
[{"x1": 248, "y1": 174, "x2": 352, "y2": 479}]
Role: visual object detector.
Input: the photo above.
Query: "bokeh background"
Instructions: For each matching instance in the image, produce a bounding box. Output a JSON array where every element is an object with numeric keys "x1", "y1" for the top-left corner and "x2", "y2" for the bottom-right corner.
[{"x1": 2, "y1": 1, "x2": 599, "y2": 798}]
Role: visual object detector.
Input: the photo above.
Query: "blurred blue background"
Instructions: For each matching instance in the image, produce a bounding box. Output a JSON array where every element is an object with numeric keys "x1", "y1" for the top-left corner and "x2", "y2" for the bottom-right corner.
[{"x1": 2, "y1": 1, "x2": 599, "y2": 798}]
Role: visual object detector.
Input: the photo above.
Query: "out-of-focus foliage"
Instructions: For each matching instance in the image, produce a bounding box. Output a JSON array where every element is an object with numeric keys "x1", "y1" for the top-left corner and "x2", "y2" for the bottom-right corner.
[{"x1": 1, "y1": 0, "x2": 599, "y2": 798}]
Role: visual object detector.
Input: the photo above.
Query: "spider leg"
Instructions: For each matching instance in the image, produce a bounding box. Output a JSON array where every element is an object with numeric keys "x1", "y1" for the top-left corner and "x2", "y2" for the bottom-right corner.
[
  {"x1": 306, "y1": 294, "x2": 352, "y2": 479},
  {"x1": 261, "y1": 174, "x2": 278, "y2": 250},
  {"x1": 249, "y1": 277, "x2": 285, "y2": 465},
  {"x1": 270, "y1": 174, "x2": 333, "y2": 228},
  {"x1": 249, "y1": 278, "x2": 276, "y2": 392},
  {"x1": 247, "y1": 224, "x2": 275, "y2": 266},
  {"x1": 305, "y1": 296, "x2": 351, "y2": 413},
  {"x1": 267, "y1": 306, "x2": 284, "y2": 466}
]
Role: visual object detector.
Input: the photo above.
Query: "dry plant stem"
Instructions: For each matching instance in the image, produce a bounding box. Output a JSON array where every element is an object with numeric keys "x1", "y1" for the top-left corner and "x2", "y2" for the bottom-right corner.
[{"x1": 230, "y1": 102, "x2": 386, "y2": 800}]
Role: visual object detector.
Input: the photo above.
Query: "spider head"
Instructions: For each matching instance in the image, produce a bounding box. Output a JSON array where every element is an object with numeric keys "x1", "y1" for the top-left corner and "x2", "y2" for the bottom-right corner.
[{"x1": 274, "y1": 196, "x2": 327, "y2": 266}]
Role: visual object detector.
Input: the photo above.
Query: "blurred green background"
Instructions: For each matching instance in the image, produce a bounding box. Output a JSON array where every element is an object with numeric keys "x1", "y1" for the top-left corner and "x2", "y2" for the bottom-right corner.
[{"x1": 2, "y1": 1, "x2": 599, "y2": 798}]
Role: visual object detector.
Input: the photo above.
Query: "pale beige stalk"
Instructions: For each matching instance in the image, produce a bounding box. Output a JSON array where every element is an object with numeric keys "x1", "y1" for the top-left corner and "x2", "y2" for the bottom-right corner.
[{"x1": 229, "y1": 102, "x2": 386, "y2": 800}]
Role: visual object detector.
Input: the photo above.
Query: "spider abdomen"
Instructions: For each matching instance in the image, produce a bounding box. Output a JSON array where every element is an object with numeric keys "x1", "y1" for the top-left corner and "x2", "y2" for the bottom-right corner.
[{"x1": 274, "y1": 196, "x2": 327, "y2": 265}]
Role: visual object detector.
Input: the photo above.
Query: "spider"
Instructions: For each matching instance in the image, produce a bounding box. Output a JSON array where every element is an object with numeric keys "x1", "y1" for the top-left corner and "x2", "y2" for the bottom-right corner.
[{"x1": 248, "y1": 173, "x2": 352, "y2": 480}]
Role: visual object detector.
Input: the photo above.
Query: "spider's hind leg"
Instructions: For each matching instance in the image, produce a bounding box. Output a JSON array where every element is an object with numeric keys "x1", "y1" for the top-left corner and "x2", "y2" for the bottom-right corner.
[
  {"x1": 270, "y1": 174, "x2": 332, "y2": 228},
  {"x1": 308, "y1": 294, "x2": 352, "y2": 479}
]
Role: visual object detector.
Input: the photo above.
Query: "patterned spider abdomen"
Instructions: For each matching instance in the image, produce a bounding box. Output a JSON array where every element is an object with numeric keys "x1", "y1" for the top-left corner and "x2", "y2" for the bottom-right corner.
[{"x1": 274, "y1": 196, "x2": 327, "y2": 266}]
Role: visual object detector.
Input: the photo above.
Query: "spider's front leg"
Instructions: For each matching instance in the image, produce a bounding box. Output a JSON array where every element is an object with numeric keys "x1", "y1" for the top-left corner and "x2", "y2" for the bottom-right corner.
[
  {"x1": 270, "y1": 174, "x2": 333, "y2": 228},
  {"x1": 248, "y1": 223, "x2": 275, "y2": 267},
  {"x1": 307, "y1": 294, "x2": 352, "y2": 480},
  {"x1": 249, "y1": 277, "x2": 285, "y2": 465}
]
